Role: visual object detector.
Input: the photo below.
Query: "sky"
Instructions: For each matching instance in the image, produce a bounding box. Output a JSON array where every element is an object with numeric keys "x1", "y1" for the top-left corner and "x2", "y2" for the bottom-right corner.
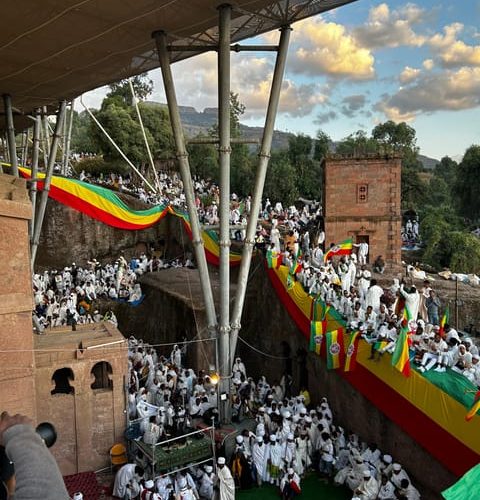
[{"x1": 81, "y1": 1, "x2": 480, "y2": 160}]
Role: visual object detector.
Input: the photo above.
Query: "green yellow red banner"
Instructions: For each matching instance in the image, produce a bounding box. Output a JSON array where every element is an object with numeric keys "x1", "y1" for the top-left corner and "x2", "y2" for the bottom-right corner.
[{"x1": 14, "y1": 167, "x2": 241, "y2": 266}]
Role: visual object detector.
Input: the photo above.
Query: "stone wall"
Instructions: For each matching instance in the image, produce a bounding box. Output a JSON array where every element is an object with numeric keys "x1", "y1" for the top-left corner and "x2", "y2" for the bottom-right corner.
[
  {"x1": 324, "y1": 156, "x2": 402, "y2": 264},
  {"x1": 36, "y1": 196, "x2": 192, "y2": 269},
  {"x1": 34, "y1": 322, "x2": 127, "y2": 475},
  {"x1": 238, "y1": 257, "x2": 456, "y2": 499},
  {"x1": 0, "y1": 174, "x2": 37, "y2": 419}
]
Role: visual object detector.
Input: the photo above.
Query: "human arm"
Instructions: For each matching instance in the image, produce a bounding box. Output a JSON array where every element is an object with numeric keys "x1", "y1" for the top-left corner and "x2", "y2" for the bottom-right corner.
[{"x1": 0, "y1": 413, "x2": 69, "y2": 499}]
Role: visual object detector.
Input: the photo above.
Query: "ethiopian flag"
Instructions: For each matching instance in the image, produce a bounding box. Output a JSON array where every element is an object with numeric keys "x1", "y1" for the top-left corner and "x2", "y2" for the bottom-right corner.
[
  {"x1": 439, "y1": 307, "x2": 449, "y2": 338},
  {"x1": 465, "y1": 390, "x2": 480, "y2": 422},
  {"x1": 266, "y1": 250, "x2": 282, "y2": 269},
  {"x1": 310, "y1": 324, "x2": 324, "y2": 355},
  {"x1": 391, "y1": 316, "x2": 411, "y2": 377},
  {"x1": 324, "y1": 238, "x2": 353, "y2": 262},
  {"x1": 344, "y1": 331, "x2": 360, "y2": 372},
  {"x1": 326, "y1": 329, "x2": 344, "y2": 369}
]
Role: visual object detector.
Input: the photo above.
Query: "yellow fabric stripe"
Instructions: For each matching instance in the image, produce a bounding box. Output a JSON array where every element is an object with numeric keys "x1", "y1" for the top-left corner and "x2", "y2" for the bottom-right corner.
[{"x1": 356, "y1": 340, "x2": 480, "y2": 455}]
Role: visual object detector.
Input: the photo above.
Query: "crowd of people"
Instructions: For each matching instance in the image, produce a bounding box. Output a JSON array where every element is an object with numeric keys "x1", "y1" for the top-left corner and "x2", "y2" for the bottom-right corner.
[
  {"x1": 32, "y1": 252, "x2": 194, "y2": 332},
  {"x1": 30, "y1": 166, "x2": 478, "y2": 499},
  {"x1": 114, "y1": 336, "x2": 421, "y2": 500}
]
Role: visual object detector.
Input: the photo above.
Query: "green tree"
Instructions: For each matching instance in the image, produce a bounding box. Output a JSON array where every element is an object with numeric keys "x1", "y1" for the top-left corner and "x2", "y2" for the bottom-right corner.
[
  {"x1": 401, "y1": 166, "x2": 426, "y2": 210},
  {"x1": 313, "y1": 130, "x2": 331, "y2": 162},
  {"x1": 264, "y1": 152, "x2": 299, "y2": 205},
  {"x1": 434, "y1": 156, "x2": 457, "y2": 187},
  {"x1": 454, "y1": 145, "x2": 480, "y2": 222},
  {"x1": 70, "y1": 110, "x2": 98, "y2": 154},
  {"x1": 107, "y1": 73, "x2": 154, "y2": 106},
  {"x1": 188, "y1": 139, "x2": 219, "y2": 180},
  {"x1": 372, "y1": 120, "x2": 417, "y2": 154},
  {"x1": 445, "y1": 231, "x2": 480, "y2": 273},
  {"x1": 335, "y1": 130, "x2": 379, "y2": 156}
]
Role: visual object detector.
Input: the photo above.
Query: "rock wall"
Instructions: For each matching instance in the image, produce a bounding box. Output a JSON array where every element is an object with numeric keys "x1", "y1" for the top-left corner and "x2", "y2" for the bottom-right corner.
[
  {"x1": 36, "y1": 197, "x2": 192, "y2": 269},
  {"x1": 238, "y1": 257, "x2": 457, "y2": 500}
]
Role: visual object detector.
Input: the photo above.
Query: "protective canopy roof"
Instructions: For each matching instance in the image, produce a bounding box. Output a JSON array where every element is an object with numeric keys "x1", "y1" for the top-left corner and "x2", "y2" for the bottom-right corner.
[{"x1": 0, "y1": 0, "x2": 356, "y2": 116}]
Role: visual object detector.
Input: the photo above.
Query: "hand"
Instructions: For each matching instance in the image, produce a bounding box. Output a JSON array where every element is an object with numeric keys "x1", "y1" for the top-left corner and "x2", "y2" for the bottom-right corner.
[{"x1": 0, "y1": 412, "x2": 32, "y2": 446}]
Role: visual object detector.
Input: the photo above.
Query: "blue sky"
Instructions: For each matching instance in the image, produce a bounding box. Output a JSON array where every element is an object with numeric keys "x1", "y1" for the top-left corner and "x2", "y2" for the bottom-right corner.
[{"x1": 82, "y1": 1, "x2": 480, "y2": 160}]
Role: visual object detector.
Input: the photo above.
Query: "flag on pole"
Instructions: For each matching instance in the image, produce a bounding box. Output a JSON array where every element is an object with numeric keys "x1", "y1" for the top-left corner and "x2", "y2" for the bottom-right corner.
[
  {"x1": 465, "y1": 390, "x2": 480, "y2": 422},
  {"x1": 323, "y1": 238, "x2": 353, "y2": 262},
  {"x1": 344, "y1": 331, "x2": 360, "y2": 372},
  {"x1": 439, "y1": 307, "x2": 449, "y2": 338},
  {"x1": 266, "y1": 250, "x2": 282, "y2": 269},
  {"x1": 309, "y1": 322, "x2": 324, "y2": 355},
  {"x1": 392, "y1": 308, "x2": 412, "y2": 377},
  {"x1": 326, "y1": 329, "x2": 344, "y2": 369}
]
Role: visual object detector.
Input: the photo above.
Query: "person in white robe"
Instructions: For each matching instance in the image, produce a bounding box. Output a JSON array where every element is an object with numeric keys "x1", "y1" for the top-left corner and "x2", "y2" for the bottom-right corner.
[
  {"x1": 198, "y1": 465, "x2": 215, "y2": 499},
  {"x1": 216, "y1": 457, "x2": 235, "y2": 500},
  {"x1": 399, "y1": 284, "x2": 420, "y2": 320},
  {"x1": 352, "y1": 470, "x2": 379, "y2": 500},
  {"x1": 252, "y1": 436, "x2": 267, "y2": 486},
  {"x1": 112, "y1": 463, "x2": 144, "y2": 499},
  {"x1": 377, "y1": 475, "x2": 396, "y2": 500}
]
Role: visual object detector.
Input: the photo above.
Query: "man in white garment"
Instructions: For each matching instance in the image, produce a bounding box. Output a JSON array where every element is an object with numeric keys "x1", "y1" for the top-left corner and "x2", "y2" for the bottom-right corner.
[
  {"x1": 399, "y1": 283, "x2": 420, "y2": 320},
  {"x1": 365, "y1": 279, "x2": 384, "y2": 314},
  {"x1": 252, "y1": 435, "x2": 267, "y2": 486},
  {"x1": 112, "y1": 463, "x2": 144, "y2": 499},
  {"x1": 216, "y1": 457, "x2": 235, "y2": 500},
  {"x1": 352, "y1": 470, "x2": 379, "y2": 500},
  {"x1": 354, "y1": 242, "x2": 369, "y2": 265}
]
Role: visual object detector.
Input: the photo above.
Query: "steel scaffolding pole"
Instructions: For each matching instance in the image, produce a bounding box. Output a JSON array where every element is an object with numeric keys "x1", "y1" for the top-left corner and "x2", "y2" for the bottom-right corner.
[
  {"x1": 29, "y1": 111, "x2": 41, "y2": 241},
  {"x1": 3, "y1": 94, "x2": 18, "y2": 177},
  {"x1": 153, "y1": 31, "x2": 218, "y2": 333},
  {"x1": 31, "y1": 101, "x2": 67, "y2": 269},
  {"x1": 41, "y1": 106, "x2": 50, "y2": 168},
  {"x1": 217, "y1": 3, "x2": 232, "y2": 424},
  {"x1": 229, "y1": 26, "x2": 291, "y2": 364},
  {"x1": 62, "y1": 99, "x2": 75, "y2": 176}
]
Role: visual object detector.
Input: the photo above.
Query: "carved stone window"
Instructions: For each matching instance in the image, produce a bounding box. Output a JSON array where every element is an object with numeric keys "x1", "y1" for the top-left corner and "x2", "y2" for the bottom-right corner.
[
  {"x1": 91, "y1": 361, "x2": 113, "y2": 390},
  {"x1": 357, "y1": 184, "x2": 368, "y2": 203},
  {"x1": 51, "y1": 368, "x2": 75, "y2": 395}
]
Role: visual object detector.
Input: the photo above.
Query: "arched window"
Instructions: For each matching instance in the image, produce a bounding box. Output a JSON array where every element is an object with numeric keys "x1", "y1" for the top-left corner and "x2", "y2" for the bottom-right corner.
[
  {"x1": 51, "y1": 368, "x2": 75, "y2": 395},
  {"x1": 91, "y1": 361, "x2": 113, "y2": 390}
]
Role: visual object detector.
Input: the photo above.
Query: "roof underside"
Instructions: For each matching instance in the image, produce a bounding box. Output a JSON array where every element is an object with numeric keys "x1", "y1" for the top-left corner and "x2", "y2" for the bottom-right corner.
[{"x1": 0, "y1": 0, "x2": 356, "y2": 118}]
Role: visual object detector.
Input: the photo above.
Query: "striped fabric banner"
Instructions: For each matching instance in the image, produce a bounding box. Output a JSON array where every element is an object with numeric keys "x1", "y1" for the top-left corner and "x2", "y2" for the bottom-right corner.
[
  {"x1": 326, "y1": 329, "x2": 344, "y2": 369},
  {"x1": 344, "y1": 331, "x2": 360, "y2": 372}
]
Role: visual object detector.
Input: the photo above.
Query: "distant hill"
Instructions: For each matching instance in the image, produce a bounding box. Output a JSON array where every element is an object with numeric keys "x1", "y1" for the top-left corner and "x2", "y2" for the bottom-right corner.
[
  {"x1": 418, "y1": 154, "x2": 439, "y2": 170},
  {"x1": 144, "y1": 100, "x2": 293, "y2": 151},
  {"x1": 144, "y1": 101, "x2": 441, "y2": 163}
]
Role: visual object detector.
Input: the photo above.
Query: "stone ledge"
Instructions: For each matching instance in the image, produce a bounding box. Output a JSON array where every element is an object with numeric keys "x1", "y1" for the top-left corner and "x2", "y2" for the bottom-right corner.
[{"x1": 0, "y1": 292, "x2": 34, "y2": 315}]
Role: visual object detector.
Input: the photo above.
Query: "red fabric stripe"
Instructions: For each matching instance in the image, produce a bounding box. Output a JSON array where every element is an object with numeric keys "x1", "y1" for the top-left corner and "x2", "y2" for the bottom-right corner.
[
  {"x1": 341, "y1": 365, "x2": 479, "y2": 476},
  {"x1": 266, "y1": 264, "x2": 480, "y2": 476}
]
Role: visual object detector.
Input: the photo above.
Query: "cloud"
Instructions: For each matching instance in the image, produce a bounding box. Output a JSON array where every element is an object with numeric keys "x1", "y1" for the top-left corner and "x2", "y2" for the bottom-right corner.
[
  {"x1": 423, "y1": 59, "x2": 434, "y2": 70},
  {"x1": 314, "y1": 110, "x2": 338, "y2": 125},
  {"x1": 376, "y1": 66, "x2": 480, "y2": 120},
  {"x1": 289, "y1": 18, "x2": 375, "y2": 80},
  {"x1": 399, "y1": 66, "x2": 421, "y2": 84},
  {"x1": 151, "y1": 52, "x2": 327, "y2": 119},
  {"x1": 354, "y1": 3, "x2": 426, "y2": 49},
  {"x1": 429, "y1": 23, "x2": 480, "y2": 67},
  {"x1": 340, "y1": 94, "x2": 366, "y2": 117}
]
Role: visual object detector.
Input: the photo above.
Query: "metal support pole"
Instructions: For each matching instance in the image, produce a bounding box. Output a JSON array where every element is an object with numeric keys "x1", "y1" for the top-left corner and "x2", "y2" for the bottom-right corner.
[
  {"x1": 217, "y1": 3, "x2": 232, "y2": 424},
  {"x1": 3, "y1": 94, "x2": 18, "y2": 176},
  {"x1": 41, "y1": 106, "x2": 50, "y2": 168},
  {"x1": 20, "y1": 129, "x2": 28, "y2": 168},
  {"x1": 62, "y1": 100, "x2": 74, "y2": 175},
  {"x1": 230, "y1": 26, "x2": 292, "y2": 363},
  {"x1": 31, "y1": 101, "x2": 67, "y2": 269},
  {"x1": 153, "y1": 31, "x2": 218, "y2": 333},
  {"x1": 29, "y1": 111, "x2": 41, "y2": 241}
]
